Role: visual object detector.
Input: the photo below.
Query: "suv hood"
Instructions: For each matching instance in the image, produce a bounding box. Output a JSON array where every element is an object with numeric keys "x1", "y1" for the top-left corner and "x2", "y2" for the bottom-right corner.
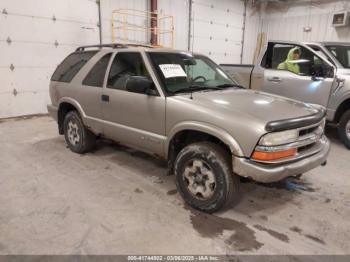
[
  {"x1": 166, "y1": 89, "x2": 322, "y2": 157},
  {"x1": 173, "y1": 89, "x2": 319, "y2": 124}
]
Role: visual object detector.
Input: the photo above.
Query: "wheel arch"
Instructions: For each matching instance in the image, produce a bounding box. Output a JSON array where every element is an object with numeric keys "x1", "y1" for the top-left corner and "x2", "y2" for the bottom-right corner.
[
  {"x1": 57, "y1": 98, "x2": 86, "y2": 135},
  {"x1": 334, "y1": 97, "x2": 350, "y2": 123},
  {"x1": 165, "y1": 121, "x2": 243, "y2": 172}
]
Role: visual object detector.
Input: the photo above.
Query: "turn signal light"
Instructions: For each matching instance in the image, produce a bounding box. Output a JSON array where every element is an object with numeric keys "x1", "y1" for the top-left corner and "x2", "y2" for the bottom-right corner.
[{"x1": 252, "y1": 148, "x2": 297, "y2": 161}]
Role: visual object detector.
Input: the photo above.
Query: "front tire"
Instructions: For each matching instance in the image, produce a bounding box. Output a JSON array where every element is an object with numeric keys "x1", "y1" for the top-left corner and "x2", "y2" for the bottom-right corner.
[
  {"x1": 63, "y1": 111, "x2": 96, "y2": 154},
  {"x1": 174, "y1": 142, "x2": 240, "y2": 213},
  {"x1": 338, "y1": 109, "x2": 350, "y2": 149}
]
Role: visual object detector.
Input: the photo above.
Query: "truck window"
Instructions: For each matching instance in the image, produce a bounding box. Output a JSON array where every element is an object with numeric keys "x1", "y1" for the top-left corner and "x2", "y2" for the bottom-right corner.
[
  {"x1": 51, "y1": 51, "x2": 97, "y2": 83},
  {"x1": 308, "y1": 45, "x2": 334, "y2": 66},
  {"x1": 325, "y1": 45, "x2": 350, "y2": 68},
  {"x1": 265, "y1": 43, "x2": 328, "y2": 76},
  {"x1": 107, "y1": 52, "x2": 150, "y2": 92},
  {"x1": 82, "y1": 53, "x2": 112, "y2": 87}
]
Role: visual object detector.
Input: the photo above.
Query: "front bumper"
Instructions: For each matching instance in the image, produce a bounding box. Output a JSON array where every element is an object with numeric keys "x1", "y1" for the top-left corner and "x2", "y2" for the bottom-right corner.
[
  {"x1": 232, "y1": 136, "x2": 330, "y2": 183},
  {"x1": 47, "y1": 104, "x2": 58, "y2": 121}
]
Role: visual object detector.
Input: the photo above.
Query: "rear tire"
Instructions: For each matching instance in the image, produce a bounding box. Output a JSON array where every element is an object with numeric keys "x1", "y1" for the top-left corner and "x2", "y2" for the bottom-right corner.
[
  {"x1": 174, "y1": 142, "x2": 240, "y2": 213},
  {"x1": 63, "y1": 111, "x2": 96, "y2": 154},
  {"x1": 338, "y1": 109, "x2": 350, "y2": 149}
]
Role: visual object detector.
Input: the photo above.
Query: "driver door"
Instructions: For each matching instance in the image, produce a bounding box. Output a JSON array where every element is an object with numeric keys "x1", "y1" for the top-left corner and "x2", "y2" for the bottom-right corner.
[
  {"x1": 260, "y1": 42, "x2": 336, "y2": 107},
  {"x1": 101, "y1": 51, "x2": 166, "y2": 156}
]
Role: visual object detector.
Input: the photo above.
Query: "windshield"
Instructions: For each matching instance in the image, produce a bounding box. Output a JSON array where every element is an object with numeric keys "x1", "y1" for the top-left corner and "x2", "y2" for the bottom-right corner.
[
  {"x1": 325, "y1": 45, "x2": 350, "y2": 68},
  {"x1": 148, "y1": 52, "x2": 237, "y2": 95}
]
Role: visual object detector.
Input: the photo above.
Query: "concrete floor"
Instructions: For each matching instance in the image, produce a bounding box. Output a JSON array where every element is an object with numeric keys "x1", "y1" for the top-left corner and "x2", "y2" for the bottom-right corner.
[{"x1": 0, "y1": 116, "x2": 349, "y2": 255}]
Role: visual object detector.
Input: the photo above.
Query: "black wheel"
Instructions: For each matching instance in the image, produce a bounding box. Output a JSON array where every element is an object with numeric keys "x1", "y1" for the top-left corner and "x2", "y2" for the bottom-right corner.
[
  {"x1": 174, "y1": 142, "x2": 240, "y2": 213},
  {"x1": 63, "y1": 111, "x2": 96, "y2": 154},
  {"x1": 338, "y1": 109, "x2": 350, "y2": 149}
]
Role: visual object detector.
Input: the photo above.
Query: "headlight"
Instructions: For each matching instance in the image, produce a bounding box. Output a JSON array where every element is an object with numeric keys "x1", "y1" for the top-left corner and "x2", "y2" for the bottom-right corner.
[{"x1": 259, "y1": 129, "x2": 299, "y2": 146}]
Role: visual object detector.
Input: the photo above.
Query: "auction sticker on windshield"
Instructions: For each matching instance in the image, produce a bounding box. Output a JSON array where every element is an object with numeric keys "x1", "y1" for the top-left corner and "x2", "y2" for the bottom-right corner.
[{"x1": 159, "y1": 64, "x2": 187, "y2": 78}]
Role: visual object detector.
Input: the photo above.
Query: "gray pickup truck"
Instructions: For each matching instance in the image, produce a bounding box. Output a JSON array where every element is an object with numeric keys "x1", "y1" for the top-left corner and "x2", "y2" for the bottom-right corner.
[
  {"x1": 47, "y1": 43, "x2": 330, "y2": 212},
  {"x1": 222, "y1": 41, "x2": 350, "y2": 149}
]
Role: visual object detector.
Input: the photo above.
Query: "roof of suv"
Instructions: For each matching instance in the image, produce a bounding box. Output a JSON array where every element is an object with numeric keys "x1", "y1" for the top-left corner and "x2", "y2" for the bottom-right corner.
[
  {"x1": 76, "y1": 43, "x2": 182, "y2": 52},
  {"x1": 74, "y1": 43, "x2": 199, "y2": 56}
]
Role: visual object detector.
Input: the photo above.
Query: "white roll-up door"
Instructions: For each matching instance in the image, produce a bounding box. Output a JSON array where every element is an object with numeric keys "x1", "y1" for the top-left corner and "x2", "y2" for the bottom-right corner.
[
  {"x1": 0, "y1": 0, "x2": 99, "y2": 118},
  {"x1": 190, "y1": 0, "x2": 244, "y2": 64}
]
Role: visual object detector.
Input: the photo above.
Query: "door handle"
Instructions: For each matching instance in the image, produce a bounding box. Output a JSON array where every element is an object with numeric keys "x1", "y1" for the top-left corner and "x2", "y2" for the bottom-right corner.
[
  {"x1": 101, "y1": 94, "x2": 109, "y2": 102},
  {"x1": 267, "y1": 77, "x2": 282, "y2": 83},
  {"x1": 311, "y1": 75, "x2": 324, "y2": 81}
]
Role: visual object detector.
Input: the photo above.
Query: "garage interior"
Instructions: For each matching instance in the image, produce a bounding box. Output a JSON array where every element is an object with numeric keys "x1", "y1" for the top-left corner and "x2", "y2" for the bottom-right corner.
[{"x1": 1, "y1": 0, "x2": 350, "y2": 259}]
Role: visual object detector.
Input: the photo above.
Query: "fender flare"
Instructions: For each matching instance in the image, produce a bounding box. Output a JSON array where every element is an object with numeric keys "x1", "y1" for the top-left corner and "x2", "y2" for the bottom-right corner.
[
  {"x1": 165, "y1": 121, "x2": 244, "y2": 158},
  {"x1": 58, "y1": 97, "x2": 86, "y2": 118},
  {"x1": 57, "y1": 97, "x2": 89, "y2": 133}
]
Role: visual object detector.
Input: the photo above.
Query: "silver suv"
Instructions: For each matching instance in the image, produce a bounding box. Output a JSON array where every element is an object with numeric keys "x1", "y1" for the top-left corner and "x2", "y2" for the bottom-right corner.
[{"x1": 48, "y1": 43, "x2": 330, "y2": 212}]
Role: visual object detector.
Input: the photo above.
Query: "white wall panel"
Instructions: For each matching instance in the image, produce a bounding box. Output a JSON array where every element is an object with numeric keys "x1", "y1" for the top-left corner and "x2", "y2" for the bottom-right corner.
[
  {"x1": 190, "y1": 0, "x2": 244, "y2": 64},
  {"x1": 0, "y1": 0, "x2": 99, "y2": 118},
  {"x1": 100, "y1": 0, "x2": 149, "y2": 44},
  {"x1": 242, "y1": 5, "x2": 261, "y2": 64},
  {"x1": 158, "y1": 0, "x2": 189, "y2": 50}
]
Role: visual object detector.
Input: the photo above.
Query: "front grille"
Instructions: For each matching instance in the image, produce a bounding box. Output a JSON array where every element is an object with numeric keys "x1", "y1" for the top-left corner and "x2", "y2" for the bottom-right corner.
[
  {"x1": 299, "y1": 126, "x2": 318, "y2": 136},
  {"x1": 297, "y1": 143, "x2": 315, "y2": 153},
  {"x1": 285, "y1": 120, "x2": 325, "y2": 162}
]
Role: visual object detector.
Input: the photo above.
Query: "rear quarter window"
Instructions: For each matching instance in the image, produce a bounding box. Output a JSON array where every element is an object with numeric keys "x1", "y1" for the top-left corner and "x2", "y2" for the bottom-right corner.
[
  {"x1": 83, "y1": 53, "x2": 112, "y2": 87},
  {"x1": 51, "y1": 51, "x2": 97, "y2": 83}
]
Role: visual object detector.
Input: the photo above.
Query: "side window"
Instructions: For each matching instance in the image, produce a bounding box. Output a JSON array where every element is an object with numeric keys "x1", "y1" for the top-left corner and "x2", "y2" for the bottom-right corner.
[
  {"x1": 51, "y1": 51, "x2": 97, "y2": 83},
  {"x1": 309, "y1": 46, "x2": 334, "y2": 65},
  {"x1": 266, "y1": 43, "x2": 328, "y2": 76},
  {"x1": 327, "y1": 46, "x2": 350, "y2": 68},
  {"x1": 107, "y1": 52, "x2": 150, "y2": 92},
  {"x1": 82, "y1": 53, "x2": 112, "y2": 87},
  {"x1": 260, "y1": 52, "x2": 268, "y2": 68},
  {"x1": 261, "y1": 43, "x2": 273, "y2": 69}
]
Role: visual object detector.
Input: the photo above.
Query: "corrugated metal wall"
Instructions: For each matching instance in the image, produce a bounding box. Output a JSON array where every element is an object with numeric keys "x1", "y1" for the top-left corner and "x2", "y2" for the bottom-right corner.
[
  {"x1": 243, "y1": 0, "x2": 350, "y2": 64},
  {"x1": 0, "y1": 0, "x2": 99, "y2": 118}
]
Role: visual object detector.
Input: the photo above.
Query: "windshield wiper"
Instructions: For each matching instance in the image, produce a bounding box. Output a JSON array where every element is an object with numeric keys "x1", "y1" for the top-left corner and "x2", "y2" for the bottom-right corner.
[
  {"x1": 171, "y1": 85, "x2": 220, "y2": 94},
  {"x1": 216, "y1": 83, "x2": 245, "y2": 89}
]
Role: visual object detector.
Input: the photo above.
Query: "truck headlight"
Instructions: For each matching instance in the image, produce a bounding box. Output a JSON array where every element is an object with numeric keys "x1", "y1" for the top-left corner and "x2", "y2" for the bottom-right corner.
[
  {"x1": 259, "y1": 129, "x2": 299, "y2": 146},
  {"x1": 251, "y1": 130, "x2": 299, "y2": 161}
]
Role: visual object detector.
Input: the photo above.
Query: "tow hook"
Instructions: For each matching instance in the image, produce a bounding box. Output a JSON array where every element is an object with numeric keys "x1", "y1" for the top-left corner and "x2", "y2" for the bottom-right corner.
[{"x1": 321, "y1": 161, "x2": 327, "y2": 166}]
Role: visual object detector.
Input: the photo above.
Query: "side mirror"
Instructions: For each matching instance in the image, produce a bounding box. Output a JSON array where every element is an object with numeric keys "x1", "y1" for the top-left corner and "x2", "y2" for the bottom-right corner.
[
  {"x1": 125, "y1": 76, "x2": 158, "y2": 96},
  {"x1": 311, "y1": 64, "x2": 334, "y2": 79},
  {"x1": 325, "y1": 65, "x2": 335, "y2": 78}
]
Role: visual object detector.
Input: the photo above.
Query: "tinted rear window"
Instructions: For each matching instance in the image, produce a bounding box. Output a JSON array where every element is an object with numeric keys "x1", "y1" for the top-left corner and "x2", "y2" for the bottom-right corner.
[
  {"x1": 51, "y1": 51, "x2": 97, "y2": 82},
  {"x1": 83, "y1": 53, "x2": 112, "y2": 87}
]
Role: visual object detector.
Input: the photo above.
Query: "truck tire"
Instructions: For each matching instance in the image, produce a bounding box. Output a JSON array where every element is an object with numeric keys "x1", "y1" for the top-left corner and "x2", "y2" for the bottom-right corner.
[
  {"x1": 174, "y1": 142, "x2": 240, "y2": 213},
  {"x1": 338, "y1": 109, "x2": 350, "y2": 149},
  {"x1": 63, "y1": 111, "x2": 96, "y2": 154}
]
